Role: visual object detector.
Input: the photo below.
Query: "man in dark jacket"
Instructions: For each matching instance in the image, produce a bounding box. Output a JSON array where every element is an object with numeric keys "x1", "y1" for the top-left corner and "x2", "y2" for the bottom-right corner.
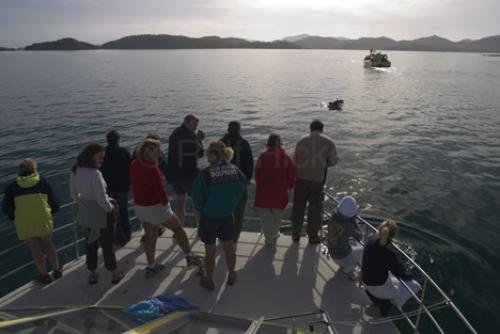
[
  {"x1": 220, "y1": 121, "x2": 254, "y2": 242},
  {"x1": 166, "y1": 114, "x2": 205, "y2": 224},
  {"x1": 101, "y1": 130, "x2": 132, "y2": 244}
]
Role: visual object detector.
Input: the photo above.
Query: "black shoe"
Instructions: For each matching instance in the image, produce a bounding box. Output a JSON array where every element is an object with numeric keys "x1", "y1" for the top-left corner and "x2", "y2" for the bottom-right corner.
[
  {"x1": 379, "y1": 299, "x2": 392, "y2": 317},
  {"x1": 88, "y1": 272, "x2": 99, "y2": 285},
  {"x1": 53, "y1": 267, "x2": 63, "y2": 279},
  {"x1": 365, "y1": 290, "x2": 379, "y2": 304},
  {"x1": 145, "y1": 263, "x2": 165, "y2": 278},
  {"x1": 111, "y1": 271, "x2": 125, "y2": 285},
  {"x1": 365, "y1": 291, "x2": 392, "y2": 317},
  {"x1": 186, "y1": 254, "x2": 203, "y2": 267},
  {"x1": 37, "y1": 274, "x2": 52, "y2": 285}
]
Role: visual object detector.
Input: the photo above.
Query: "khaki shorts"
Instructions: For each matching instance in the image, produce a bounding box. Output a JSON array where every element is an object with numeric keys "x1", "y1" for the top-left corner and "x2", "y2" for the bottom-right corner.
[{"x1": 134, "y1": 203, "x2": 174, "y2": 225}]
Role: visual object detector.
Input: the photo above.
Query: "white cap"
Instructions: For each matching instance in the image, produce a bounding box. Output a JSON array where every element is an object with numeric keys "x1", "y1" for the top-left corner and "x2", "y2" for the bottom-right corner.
[{"x1": 337, "y1": 196, "x2": 358, "y2": 218}]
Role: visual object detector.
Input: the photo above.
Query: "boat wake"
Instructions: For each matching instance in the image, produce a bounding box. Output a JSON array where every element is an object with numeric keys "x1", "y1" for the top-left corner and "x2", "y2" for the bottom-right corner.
[{"x1": 371, "y1": 66, "x2": 397, "y2": 73}]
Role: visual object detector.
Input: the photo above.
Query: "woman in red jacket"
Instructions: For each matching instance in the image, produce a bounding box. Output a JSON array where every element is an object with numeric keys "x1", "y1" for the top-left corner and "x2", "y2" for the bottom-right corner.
[
  {"x1": 130, "y1": 139, "x2": 202, "y2": 277},
  {"x1": 254, "y1": 134, "x2": 296, "y2": 245}
]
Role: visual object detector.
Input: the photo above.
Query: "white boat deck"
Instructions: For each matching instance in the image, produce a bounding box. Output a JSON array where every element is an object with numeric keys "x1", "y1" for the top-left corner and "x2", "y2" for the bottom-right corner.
[{"x1": 0, "y1": 228, "x2": 398, "y2": 334}]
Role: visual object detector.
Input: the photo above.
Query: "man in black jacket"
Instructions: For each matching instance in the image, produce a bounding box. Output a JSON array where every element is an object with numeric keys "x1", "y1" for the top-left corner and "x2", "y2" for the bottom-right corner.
[
  {"x1": 166, "y1": 114, "x2": 205, "y2": 225},
  {"x1": 101, "y1": 130, "x2": 132, "y2": 244},
  {"x1": 220, "y1": 121, "x2": 254, "y2": 242}
]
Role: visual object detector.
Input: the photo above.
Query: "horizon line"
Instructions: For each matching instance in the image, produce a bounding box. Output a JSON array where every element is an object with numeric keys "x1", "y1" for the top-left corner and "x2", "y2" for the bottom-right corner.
[{"x1": 4, "y1": 32, "x2": 500, "y2": 49}]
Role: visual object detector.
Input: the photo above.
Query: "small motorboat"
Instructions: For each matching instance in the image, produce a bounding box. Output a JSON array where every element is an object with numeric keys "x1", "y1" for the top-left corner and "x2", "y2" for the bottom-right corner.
[
  {"x1": 364, "y1": 49, "x2": 391, "y2": 67},
  {"x1": 328, "y1": 99, "x2": 344, "y2": 111}
]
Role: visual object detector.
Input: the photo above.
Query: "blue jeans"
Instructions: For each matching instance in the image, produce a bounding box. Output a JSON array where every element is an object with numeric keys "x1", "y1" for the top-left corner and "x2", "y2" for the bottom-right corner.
[{"x1": 110, "y1": 191, "x2": 131, "y2": 242}]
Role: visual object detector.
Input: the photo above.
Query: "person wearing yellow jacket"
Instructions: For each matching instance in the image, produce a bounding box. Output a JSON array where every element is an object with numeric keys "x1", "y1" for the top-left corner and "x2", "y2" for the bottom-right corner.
[{"x1": 2, "y1": 159, "x2": 61, "y2": 284}]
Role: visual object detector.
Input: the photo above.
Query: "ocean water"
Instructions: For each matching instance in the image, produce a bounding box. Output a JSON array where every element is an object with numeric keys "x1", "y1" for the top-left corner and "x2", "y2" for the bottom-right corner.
[{"x1": 0, "y1": 49, "x2": 499, "y2": 332}]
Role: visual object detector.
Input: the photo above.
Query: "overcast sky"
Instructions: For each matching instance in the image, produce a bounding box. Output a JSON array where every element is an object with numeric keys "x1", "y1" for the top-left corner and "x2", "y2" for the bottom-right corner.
[{"x1": 1, "y1": 0, "x2": 499, "y2": 47}]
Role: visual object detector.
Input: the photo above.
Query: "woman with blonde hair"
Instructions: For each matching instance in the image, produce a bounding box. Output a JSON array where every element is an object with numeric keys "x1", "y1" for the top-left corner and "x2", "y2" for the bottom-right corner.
[
  {"x1": 361, "y1": 220, "x2": 421, "y2": 315},
  {"x1": 70, "y1": 144, "x2": 124, "y2": 285},
  {"x1": 3, "y1": 159, "x2": 61, "y2": 284},
  {"x1": 130, "y1": 139, "x2": 202, "y2": 277},
  {"x1": 192, "y1": 141, "x2": 246, "y2": 290}
]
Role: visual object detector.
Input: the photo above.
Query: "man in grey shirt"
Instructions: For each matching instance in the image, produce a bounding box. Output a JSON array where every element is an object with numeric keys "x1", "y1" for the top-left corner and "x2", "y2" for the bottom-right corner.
[{"x1": 292, "y1": 120, "x2": 338, "y2": 243}]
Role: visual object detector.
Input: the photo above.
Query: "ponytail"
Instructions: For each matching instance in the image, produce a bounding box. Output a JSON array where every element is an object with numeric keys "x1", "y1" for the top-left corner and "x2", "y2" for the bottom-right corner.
[
  {"x1": 224, "y1": 147, "x2": 234, "y2": 160},
  {"x1": 378, "y1": 220, "x2": 398, "y2": 246},
  {"x1": 207, "y1": 141, "x2": 232, "y2": 162}
]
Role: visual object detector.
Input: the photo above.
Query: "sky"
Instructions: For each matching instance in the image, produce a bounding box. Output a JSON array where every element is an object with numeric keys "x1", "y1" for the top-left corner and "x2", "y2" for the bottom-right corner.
[{"x1": 1, "y1": 0, "x2": 500, "y2": 47}]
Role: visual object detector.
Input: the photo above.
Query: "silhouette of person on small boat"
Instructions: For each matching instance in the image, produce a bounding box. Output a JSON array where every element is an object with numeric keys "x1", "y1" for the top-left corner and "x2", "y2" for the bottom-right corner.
[{"x1": 328, "y1": 99, "x2": 344, "y2": 111}]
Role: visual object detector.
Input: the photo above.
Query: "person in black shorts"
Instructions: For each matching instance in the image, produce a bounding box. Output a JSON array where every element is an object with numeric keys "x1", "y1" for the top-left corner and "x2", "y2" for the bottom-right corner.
[
  {"x1": 192, "y1": 141, "x2": 246, "y2": 290},
  {"x1": 166, "y1": 114, "x2": 205, "y2": 225}
]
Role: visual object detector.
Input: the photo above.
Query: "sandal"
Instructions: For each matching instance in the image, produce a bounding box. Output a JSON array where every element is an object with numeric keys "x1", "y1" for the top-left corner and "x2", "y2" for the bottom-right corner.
[
  {"x1": 200, "y1": 276, "x2": 215, "y2": 291},
  {"x1": 227, "y1": 271, "x2": 237, "y2": 286},
  {"x1": 111, "y1": 271, "x2": 125, "y2": 285},
  {"x1": 37, "y1": 274, "x2": 52, "y2": 285},
  {"x1": 186, "y1": 254, "x2": 203, "y2": 267},
  {"x1": 145, "y1": 264, "x2": 164, "y2": 278},
  {"x1": 53, "y1": 267, "x2": 63, "y2": 280},
  {"x1": 88, "y1": 272, "x2": 99, "y2": 285}
]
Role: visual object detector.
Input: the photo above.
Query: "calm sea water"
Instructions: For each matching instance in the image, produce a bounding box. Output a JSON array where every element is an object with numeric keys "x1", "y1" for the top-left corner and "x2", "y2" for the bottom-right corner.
[{"x1": 1, "y1": 49, "x2": 499, "y2": 332}]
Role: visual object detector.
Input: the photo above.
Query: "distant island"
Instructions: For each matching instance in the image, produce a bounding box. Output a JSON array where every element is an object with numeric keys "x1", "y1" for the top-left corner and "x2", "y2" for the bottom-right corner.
[
  {"x1": 16, "y1": 33, "x2": 500, "y2": 52},
  {"x1": 101, "y1": 35, "x2": 295, "y2": 49},
  {"x1": 23, "y1": 35, "x2": 296, "y2": 51},
  {"x1": 25, "y1": 38, "x2": 97, "y2": 50},
  {"x1": 0, "y1": 47, "x2": 15, "y2": 51},
  {"x1": 283, "y1": 34, "x2": 500, "y2": 52}
]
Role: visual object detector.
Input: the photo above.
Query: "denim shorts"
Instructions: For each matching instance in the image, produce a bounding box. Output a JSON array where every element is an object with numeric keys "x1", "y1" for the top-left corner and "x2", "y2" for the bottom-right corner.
[
  {"x1": 170, "y1": 180, "x2": 193, "y2": 196},
  {"x1": 198, "y1": 215, "x2": 235, "y2": 245}
]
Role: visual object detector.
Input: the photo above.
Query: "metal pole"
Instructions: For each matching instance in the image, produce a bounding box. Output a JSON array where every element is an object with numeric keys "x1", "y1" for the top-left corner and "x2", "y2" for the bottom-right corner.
[
  {"x1": 414, "y1": 277, "x2": 428, "y2": 334},
  {"x1": 71, "y1": 202, "x2": 80, "y2": 260}
]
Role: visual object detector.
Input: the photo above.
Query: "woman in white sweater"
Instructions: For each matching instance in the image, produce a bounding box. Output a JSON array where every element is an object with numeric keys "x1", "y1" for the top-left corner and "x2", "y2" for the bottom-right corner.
[{"x1": 70, "y1": 143, "x2": 124, "y2": 285}]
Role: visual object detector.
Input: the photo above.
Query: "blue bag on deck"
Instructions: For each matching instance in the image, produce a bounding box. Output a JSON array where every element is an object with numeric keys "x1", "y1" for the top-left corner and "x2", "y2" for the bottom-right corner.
[{"x1": 122, "y1": 294, "x2": 198, "y2": 324}]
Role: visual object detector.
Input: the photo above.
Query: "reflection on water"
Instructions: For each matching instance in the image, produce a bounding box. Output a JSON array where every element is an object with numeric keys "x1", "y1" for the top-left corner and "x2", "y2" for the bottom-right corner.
[{"x1": 0, "y1": 49, "x2": 499, "y2": 332}]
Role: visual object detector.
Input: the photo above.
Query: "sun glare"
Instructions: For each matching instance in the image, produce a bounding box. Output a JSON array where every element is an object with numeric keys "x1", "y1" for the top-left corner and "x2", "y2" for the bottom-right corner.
[{"x1": 245, "y1": 0, "x2": 422, "y2": 15}]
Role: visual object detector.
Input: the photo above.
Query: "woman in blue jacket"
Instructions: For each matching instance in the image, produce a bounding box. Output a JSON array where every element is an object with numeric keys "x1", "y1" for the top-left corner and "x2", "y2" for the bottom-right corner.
[
  {"x1": 192, "y1": 141, "x2": 246, "y2": 290},
  {"x1": 2, "y1": 159, "x2": 61, "y2": 284}
]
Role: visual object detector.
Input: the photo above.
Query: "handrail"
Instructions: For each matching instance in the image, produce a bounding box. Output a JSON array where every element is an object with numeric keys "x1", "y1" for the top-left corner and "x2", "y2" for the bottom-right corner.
[
  {"x1": 0, "y1": 199, "x2": 146, "y2": 284},
  {"x1": 0, "y1": 236, "x2": 86, "y2": 282},
  {"x1": 0, "y1": 201, "x2": 76, "y2": 235},
  {"x1": 323, "y1": 190, "x2": 478, "y2": 334},
  {"x1": 263, "y1": 309, "x2": 336, "y2": 334},
  {"x1": 0, "y1": 190, "x2": 478, "y2": 333},
  {"x1": 400, "y1": 278, "x2": 445, "y2": 334},
  {"x1": 413, "y1": 278, "x2": 428, "y2": 333}
]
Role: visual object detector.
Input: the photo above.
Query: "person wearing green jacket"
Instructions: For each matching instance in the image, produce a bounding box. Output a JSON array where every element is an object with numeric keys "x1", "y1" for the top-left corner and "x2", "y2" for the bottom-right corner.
[{"x1": 2, "y1": 159, "x2": 62, "y2": 284}]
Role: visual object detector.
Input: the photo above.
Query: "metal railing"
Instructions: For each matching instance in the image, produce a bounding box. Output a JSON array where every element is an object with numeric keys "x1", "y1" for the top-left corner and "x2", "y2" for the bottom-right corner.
[
  {"x1": 263, "y1": 309, "x2": 336, "y2": 334},
  {"x1": 0, "y1": 197, "x2": 140, "y2": 285},
  {"x1": 323, "y1": 190, "x2": 478, "y2": 334},
  {"x1": 0, "y1": 188, "x2": 478, "y2": 333}
]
